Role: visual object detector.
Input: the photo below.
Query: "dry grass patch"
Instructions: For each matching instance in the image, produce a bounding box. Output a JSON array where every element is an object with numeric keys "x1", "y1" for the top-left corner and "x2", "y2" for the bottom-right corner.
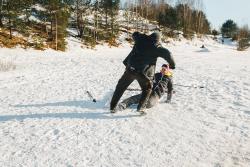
[
  {"x1": 0, "y1": 28, "x2": 28, "y2": 48},
  {"x1": 0, "y1": 59, "x2": 16, "y2": 72},
  {"x1": 0, "y1": 27, "x2": 48, "y2": 50}
]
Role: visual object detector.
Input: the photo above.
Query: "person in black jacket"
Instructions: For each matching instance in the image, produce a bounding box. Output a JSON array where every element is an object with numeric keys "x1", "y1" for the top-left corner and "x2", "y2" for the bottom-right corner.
[
  {"x1": 117, "y1": 64, "x2": 173, "y2": 111},
  {"x1": 110, "y1": 32, "x2": 175, "y2": 113}
]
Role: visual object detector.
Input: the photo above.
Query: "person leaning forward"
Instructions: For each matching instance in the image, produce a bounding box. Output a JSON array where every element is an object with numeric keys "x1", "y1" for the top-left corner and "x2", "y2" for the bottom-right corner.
[
  {"x1": 117, "y1": 64, "x2": 174, "y2": 111},
  {"x1": 110, "y1": 31, "x2": 176, "y2": 114}
]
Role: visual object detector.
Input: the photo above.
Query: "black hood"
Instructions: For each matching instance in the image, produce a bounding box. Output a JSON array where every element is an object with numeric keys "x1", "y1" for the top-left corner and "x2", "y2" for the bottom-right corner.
[
  {"x1": 132, "y1": 32, "x2": 160, "y2": 49},
  {"x1": 149, "y1": 32, "x2": 160, "y2": 44}
]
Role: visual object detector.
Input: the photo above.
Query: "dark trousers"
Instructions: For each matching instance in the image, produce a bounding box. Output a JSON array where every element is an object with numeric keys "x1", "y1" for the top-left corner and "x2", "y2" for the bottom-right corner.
[
  {"x1": 110, "y1": 69, "x2": 153, "y2": 111},
  {"x1": 118, "y1": 92, "x2": 160, "y2": 110}
]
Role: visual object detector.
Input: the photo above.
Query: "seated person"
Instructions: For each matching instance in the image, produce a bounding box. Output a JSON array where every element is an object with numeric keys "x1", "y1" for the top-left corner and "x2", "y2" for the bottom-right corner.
[{"x1": 117, "y1": 64, "x2": 173, "y2": 111}]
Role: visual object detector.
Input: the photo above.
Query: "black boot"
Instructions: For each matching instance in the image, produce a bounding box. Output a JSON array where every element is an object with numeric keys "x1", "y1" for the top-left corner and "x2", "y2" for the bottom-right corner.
[{"x1": 110, "y1": 108, "x2": 117, "y2": 113}]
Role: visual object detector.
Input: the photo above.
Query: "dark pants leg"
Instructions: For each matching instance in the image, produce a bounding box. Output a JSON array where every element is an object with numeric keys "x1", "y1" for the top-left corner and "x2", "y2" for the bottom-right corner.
[
  {"x1": 167, "y1": 78, "x2": 173, "y2": 93},
  {"x1": 119, "y1": 92, "x2": 159, "y2": 110},
  {"x1": 146, "y1": 93, "x2": 160, "y2": 108},
  {"x1": 110, "y1": 70, "x2": 135, "y2": 110},
  {"x1": 136, "y1": 74, "x2": 153, "y2": 111},
  {"x1": 167, "y1": 78, "x2": 173, "y2": 102},
  {"x1": 118, "y1": 94, "x2": 141, "y2": 110}
]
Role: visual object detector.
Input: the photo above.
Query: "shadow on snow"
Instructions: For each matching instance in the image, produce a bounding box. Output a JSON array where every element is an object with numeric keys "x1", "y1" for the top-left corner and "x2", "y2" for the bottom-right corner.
[
  {"x1": 0, "y1": 111, "x2": 141, "y2": 122},
  {"x1": 0, "y1": 90, "x2": 142, "y2": 122},
  {"x1": 12, "y1": 89, "x2": 115, "y2": 110},
  {"x1": 13, "y1": 100, "x2": 105, "y2": 110}
]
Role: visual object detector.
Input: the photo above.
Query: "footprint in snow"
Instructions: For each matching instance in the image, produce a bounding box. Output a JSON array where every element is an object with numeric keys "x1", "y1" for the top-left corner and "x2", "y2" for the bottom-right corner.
[{"x1": 53, "y1": 129, "x2": 60, "y2": 135}]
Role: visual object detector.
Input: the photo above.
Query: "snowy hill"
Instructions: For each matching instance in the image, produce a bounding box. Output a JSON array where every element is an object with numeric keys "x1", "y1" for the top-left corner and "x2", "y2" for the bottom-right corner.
[{"x1": 0, "y1": 37, "x2": 250, "y2": 166}]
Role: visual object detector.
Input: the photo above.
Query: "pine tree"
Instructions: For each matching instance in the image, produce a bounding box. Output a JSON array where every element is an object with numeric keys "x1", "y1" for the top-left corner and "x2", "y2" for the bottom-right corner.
[
  {"x1": 100, "y1": 0, "x2": 109, "y2": 29},
  {"x1": 2, "y1": 0, "x2": 24, "y2": 38},
  {"x1": 41, "y1": 0, "x2": 70, "y2": 50},
  {"x1": 211, "y1": 29, "x2": 218, "y2": 39},
  {"x1": 221, "y1": 19, "x2": 238, "y2": 38},
  {"x1": 237, "y1": 25, "x2": 250, "y2": 51},
  {"x1": 100, "y1": 0, "x2": 120, "y2": 37},
  {"x1": 22, "y1": 0, "x2": 33, "y2": 25},
  {"x1": 74, "y1": 0, "x2": 91, "y2": 38},
  {"x1": 0, "y1": 0, "x2": 3, "y2": 27},
  {"x1": 162, "y1": 6, "x2": 178, "y2": 29}
]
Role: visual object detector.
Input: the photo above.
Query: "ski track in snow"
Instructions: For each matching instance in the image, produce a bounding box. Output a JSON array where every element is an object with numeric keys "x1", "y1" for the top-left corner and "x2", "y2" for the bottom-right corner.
[{"x1": 0, "y1": 39, "x2": 250, "y2": 167}]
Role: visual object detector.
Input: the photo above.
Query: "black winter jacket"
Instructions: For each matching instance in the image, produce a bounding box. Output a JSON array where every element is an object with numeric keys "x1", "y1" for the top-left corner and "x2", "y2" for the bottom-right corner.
[
  {"x1": 123, "y1": 32, "x2": 175, "y2": 79},
  {"x1": 153, "y1": 72, "x2": 172, "y2": 98}
]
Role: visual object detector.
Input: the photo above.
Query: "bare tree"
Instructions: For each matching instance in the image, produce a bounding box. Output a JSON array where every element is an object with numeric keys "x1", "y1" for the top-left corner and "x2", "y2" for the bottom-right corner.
[
  {"x1": 176, "y1": 0, "x2": 194, "y2": 34},
  {"x1": 237, "y1": 25, "x2": 250, "y2": 51},
  {"x1": 75, "y1": 0, "x2": 91, "y2": 38},
  {"x1": 93, "y1": 0, "x2": 100, "y2": 42},
  {"x1": 0, "y1": 0, "x2": 3, "y2": 27},
  {"x1": 194, "y1": 0, "x2": 204, "y2": 34},
  {"x1": 124, "y1": 0, "x2": 132, "y2": 37}
]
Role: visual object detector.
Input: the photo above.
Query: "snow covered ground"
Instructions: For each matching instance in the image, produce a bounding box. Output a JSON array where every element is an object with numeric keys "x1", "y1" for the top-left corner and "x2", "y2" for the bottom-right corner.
[{"x1": 0, "y1": 37, "x2": 250, "y2": 167}]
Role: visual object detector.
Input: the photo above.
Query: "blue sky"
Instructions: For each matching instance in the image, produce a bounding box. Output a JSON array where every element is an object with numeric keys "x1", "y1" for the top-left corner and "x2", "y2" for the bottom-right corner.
[{"x1": 203, "y1": 0, "x2": 250, "y2": 30}]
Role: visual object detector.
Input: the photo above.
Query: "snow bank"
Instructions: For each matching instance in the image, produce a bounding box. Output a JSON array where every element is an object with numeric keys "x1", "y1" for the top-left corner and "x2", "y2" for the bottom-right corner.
[{"x1": 0, "y1": 38, "x2": 250, "y2": 167}]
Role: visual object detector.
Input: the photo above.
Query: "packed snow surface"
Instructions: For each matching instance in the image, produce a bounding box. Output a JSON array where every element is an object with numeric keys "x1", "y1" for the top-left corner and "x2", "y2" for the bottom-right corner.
[{"x1": 0, "y1": 37, "x2": 250, "y2": 167}]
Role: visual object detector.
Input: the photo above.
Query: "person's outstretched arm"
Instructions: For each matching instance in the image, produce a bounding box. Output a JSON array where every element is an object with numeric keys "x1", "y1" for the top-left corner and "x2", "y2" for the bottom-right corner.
[{"x1": 158, "y1": 47, "x2": 176, "y2": 69}]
